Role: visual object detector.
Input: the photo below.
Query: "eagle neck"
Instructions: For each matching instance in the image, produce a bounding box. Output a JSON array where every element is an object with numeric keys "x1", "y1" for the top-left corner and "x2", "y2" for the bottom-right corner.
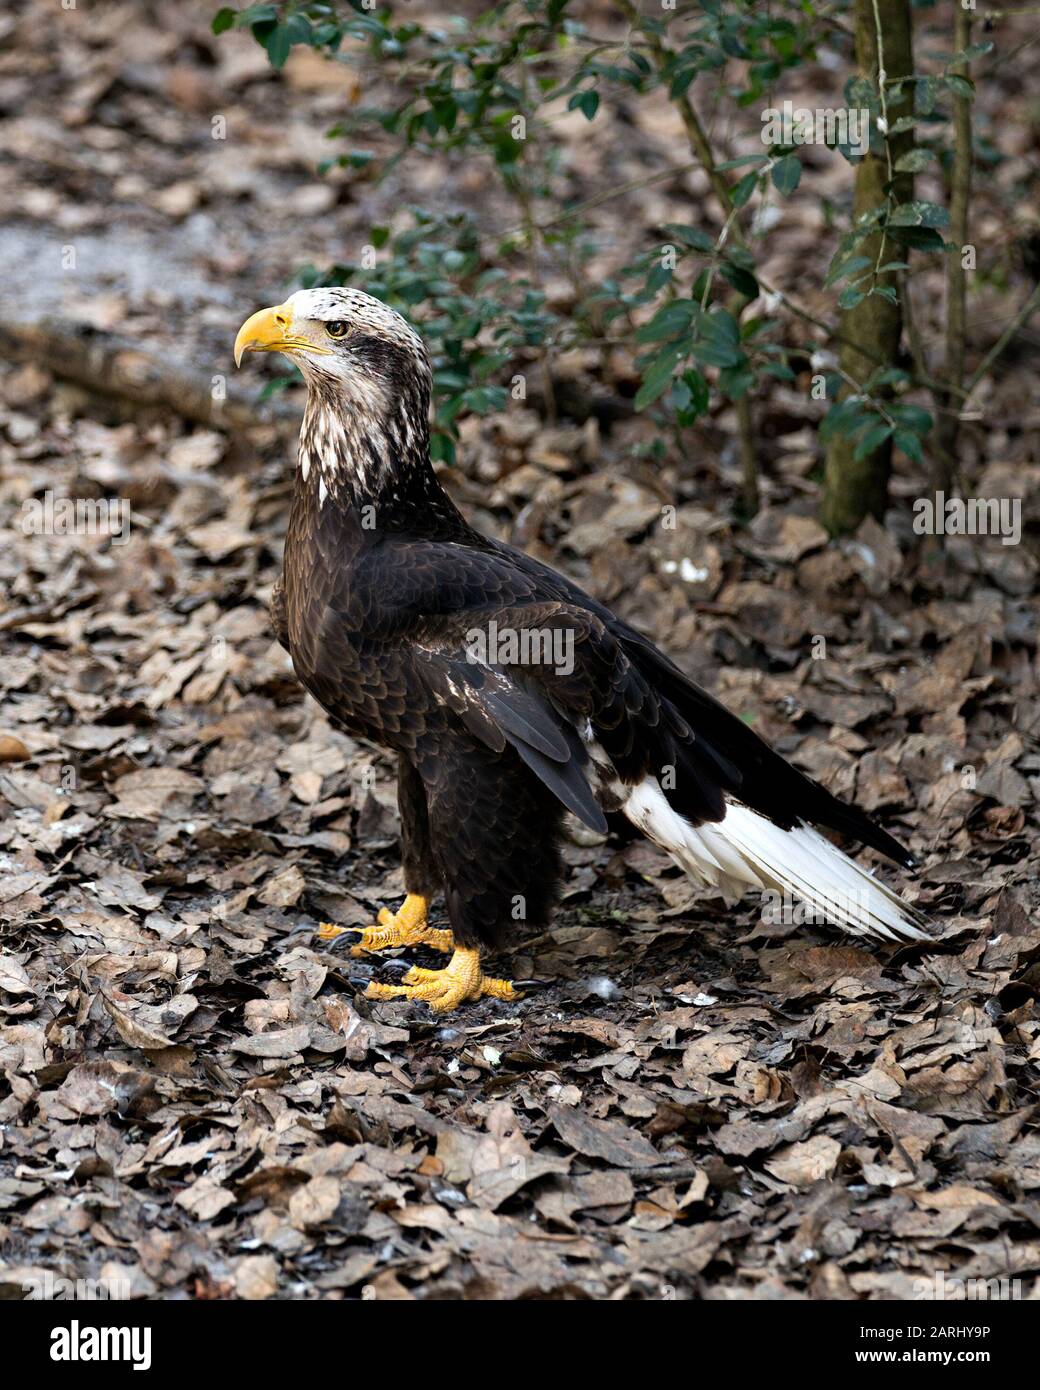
[{"x1": 297, "y1": 385, "x2": 466, "y2": 537}]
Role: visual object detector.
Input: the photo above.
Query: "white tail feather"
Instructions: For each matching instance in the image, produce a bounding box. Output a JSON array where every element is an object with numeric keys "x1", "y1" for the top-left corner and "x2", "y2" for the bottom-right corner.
[{"x1": 624, "y1": 777, "x2": 927, "y2": 942}]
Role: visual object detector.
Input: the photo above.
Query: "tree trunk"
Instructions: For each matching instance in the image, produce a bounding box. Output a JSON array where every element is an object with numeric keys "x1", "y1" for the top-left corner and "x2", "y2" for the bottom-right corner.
[
  {"x1": 820, "y1": 0, "x2": 914, "y2": 535},
  {"x1": 933, "y1": 4, "x2": 972, "y2": 494}
]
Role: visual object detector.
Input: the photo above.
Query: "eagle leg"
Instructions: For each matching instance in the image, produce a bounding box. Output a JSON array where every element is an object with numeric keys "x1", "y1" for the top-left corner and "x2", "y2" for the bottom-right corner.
[
  {"x1": 365, "y1": 945, "x2": 517, "y2": 1012},
  {"x1": 318, "y1": 893, "x2": 453, "y2": 956}
]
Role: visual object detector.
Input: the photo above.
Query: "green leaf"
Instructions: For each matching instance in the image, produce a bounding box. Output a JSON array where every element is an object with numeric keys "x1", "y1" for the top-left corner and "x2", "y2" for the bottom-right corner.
[
  {"x1": 265, "y1": 22, "x2": 292, "y2": 69},
  {"x1": 853, "y1": 421, "x2": 893, "y2": 461},
  {"x1": 635, "y1": 347, "x2": 683, "y2": 411},
  {"x1": 825, "y1": 254, "x2": 872, "y2": 288},
  {"x1": 462, "y1": 385, "x2": 508, "y2": 414},
  {"x1": 635, "y1": 299, "x2": 697, "y2": 344},
  {"x1": 240, "y1": 3, "x2": 278, "y2": 24},
  {"x1": 887, "y1": 226, "x2": 946, "y2": 252},
  {"x1": 871, "y1": 368, "x2": 911, "y2": 388},
  {"x1": 771, "y1": 154, "x2": 801, "y2": 197},
  {"x1": 284, "y1": 13, "x2": 313, "y2": 46},
  {"x1": 212, "y1": 7, "x2": 236, "y2": 35},
  {"x1": 663, "y1": 224, "x2": 715, "y2": 254},
  {"x1": 888, "y1": 200, "x2": 949, "y2": 229},
  {"x1": 718, "y1": 361, "x2": 755, "y2": 398},
  {"x1": 692, "y1": 309, "x2": 742, "y2": 368},
  {"x1": 429, "y1": 432, "x2": 456, "y2": 465},
  {"x1": 918, "y1": 75, "x2": 939, "y2": 115},
  {"x1": 821, "y1": 397, "x2": 871, "y2": 443},
  {"x1": 731, "y1": 171, "x2": 759, "y2": 208},
  {"x1": 943, "y1": 74, "x2": 975, "y2": 100},
  {"x1": 680, "y1": 368, "x2": 710, "y2": 418},
  {"x1": 889, "y1": 403, "x2": 934, "y2": 434},
  {"x1": 720, "y1": 260, "x2": 759, "y2": 299},
  {"x1": 838, "y1": 285, "x2": 866, "y2": 310},
  {"x1": 568, "y1": 90, "x2": 600, "y2": 121},
  {"x1": 336, "y1": 150, "x2": 375, "y2": 169},
  {"x1": 669, "y1": 67, "x2": 697, "y2": 100},
  {"x1": 760, "y1": 360, "x2": 796, "y2": 382},
  {"x1": 893, "y1": 429, "x2": 924, "y2": 463},
  {"x1": 645, "y1": 262, "x2": 673, "y2": 293},
  {"x1": 948, "y1": 42, "x2": 994, "y2": 65},
  {"x1": 894, "y1": 148, "x2": 935, "y2": 173}
]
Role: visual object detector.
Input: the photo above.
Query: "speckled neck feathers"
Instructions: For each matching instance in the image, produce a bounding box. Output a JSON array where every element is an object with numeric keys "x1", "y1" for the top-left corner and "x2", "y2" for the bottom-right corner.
[{"x1": 297, "y1": 365, "x2": 463, "y2": 535}]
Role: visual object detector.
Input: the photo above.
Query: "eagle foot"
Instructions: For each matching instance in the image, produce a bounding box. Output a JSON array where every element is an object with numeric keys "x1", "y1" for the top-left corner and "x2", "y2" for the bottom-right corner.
[
  {"x1": 319, "y1": 894, "x2": 453, "y2": 957},
  {"x1": 364, "y1": 946, "x2": 518, "y2": 1013}
]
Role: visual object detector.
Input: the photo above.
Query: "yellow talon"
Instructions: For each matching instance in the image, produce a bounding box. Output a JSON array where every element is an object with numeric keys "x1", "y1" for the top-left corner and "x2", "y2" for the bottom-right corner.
[
  {"x1": 318, "y1": 894, "x2": 453, "y2": 956},
  {"x1": 365, "y1": 946, "x2": 519, "y2": 1013}
]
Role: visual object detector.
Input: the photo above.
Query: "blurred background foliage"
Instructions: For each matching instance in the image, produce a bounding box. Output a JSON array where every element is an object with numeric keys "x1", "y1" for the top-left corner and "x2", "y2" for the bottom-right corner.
[{"x1": 213, "y1": 0, "x2": 1005, "y2": 530}]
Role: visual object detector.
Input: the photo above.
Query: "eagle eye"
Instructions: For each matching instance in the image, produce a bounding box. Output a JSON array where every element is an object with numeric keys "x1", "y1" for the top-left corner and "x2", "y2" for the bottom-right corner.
[{"x1": 325, "y1": 321, "x2": 348, "y2": 340}]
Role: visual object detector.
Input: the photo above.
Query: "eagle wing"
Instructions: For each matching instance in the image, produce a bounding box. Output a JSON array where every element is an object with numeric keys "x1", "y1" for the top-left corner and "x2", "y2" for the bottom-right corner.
[{"x1": 347, "y1": 535, "x2": 912, "y2": 868}]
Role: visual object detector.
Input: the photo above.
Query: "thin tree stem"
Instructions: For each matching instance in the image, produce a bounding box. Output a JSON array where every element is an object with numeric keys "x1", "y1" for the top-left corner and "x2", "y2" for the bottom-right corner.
[
  {"x1": 933, "y1": 5, "x2": 973, "y2": 494},
  {"x1": 965, "y1": 281, "x2": 1040, "y2": 396}
]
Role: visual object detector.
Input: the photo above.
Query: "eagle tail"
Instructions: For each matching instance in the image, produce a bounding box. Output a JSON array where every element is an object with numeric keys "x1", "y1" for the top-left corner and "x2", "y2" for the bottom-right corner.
[{"x1": 624, "y1": 777, "x2": 929, "y2": 943}]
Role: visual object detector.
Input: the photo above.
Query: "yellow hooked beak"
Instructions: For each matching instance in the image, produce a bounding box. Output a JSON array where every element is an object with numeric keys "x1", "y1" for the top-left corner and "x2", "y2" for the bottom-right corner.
[{"x1": 233, "y1": 302, "x2": 333, "y2": 367}]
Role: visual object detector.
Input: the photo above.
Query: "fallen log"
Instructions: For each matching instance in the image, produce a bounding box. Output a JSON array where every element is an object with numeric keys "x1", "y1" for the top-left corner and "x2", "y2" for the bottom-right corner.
[{"x1": 1, "y1": 317, "x2": 296, "y2": 431}]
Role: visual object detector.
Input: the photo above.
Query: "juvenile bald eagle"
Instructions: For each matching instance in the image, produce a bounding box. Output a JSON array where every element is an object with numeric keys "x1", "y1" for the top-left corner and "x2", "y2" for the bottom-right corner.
[{"x1": 235, "y1": 288, "x2": 926, "y2": 1012}]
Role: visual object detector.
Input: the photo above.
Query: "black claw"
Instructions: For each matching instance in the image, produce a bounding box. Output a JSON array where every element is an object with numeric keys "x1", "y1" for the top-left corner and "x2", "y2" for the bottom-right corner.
[
  {"x1": 380, "y1": 957, "x2": 413, "y2": 976},
  {"x1": 351, "y1": 956, "x2": 412, "y2": 977},
  {"x1": 322, "y1": 928, "x2": 364, "y2": 952},
  {"x1": 512, "y1": 977, "x2": 553, "y2": 993},
  {"x1": 347, "y1": 954, "x2": 416, "y2": 990}
]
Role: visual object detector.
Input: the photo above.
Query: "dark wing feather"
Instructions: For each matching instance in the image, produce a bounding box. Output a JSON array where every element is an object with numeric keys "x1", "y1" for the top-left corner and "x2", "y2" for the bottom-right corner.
[{"x1": 509, "y1": 738, "x2": 607, "y2": 834}]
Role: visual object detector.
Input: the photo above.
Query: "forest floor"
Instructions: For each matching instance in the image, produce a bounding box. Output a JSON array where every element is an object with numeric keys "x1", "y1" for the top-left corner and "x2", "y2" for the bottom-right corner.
[{"x1": 0, "y1": 0, "x2": 1039, "y2": 1300}]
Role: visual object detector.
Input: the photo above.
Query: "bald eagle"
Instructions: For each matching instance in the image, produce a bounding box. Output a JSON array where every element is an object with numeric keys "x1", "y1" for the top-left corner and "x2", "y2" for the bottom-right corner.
[{"x1": 235, "y1": 288, "x2": 927, "y2": 1012}]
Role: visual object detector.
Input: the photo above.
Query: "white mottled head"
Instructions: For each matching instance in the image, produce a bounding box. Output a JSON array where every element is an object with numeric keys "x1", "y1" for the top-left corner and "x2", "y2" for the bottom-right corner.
[
  {"x1": 235, "y1": 287, "x2": 435, "y2": 506},
  {"x1": 234, "y1": 287, "x2": 431, "y2": 403}
]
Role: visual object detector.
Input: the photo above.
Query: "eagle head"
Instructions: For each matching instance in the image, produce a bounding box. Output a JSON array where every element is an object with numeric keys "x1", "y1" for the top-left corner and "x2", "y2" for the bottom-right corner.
[
  {"x1": 234, "y1": 287, "x2": 436, "y2": 502},
  {"x1": 234, "y1": 287, "x2": 431, "y2": 404}
]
